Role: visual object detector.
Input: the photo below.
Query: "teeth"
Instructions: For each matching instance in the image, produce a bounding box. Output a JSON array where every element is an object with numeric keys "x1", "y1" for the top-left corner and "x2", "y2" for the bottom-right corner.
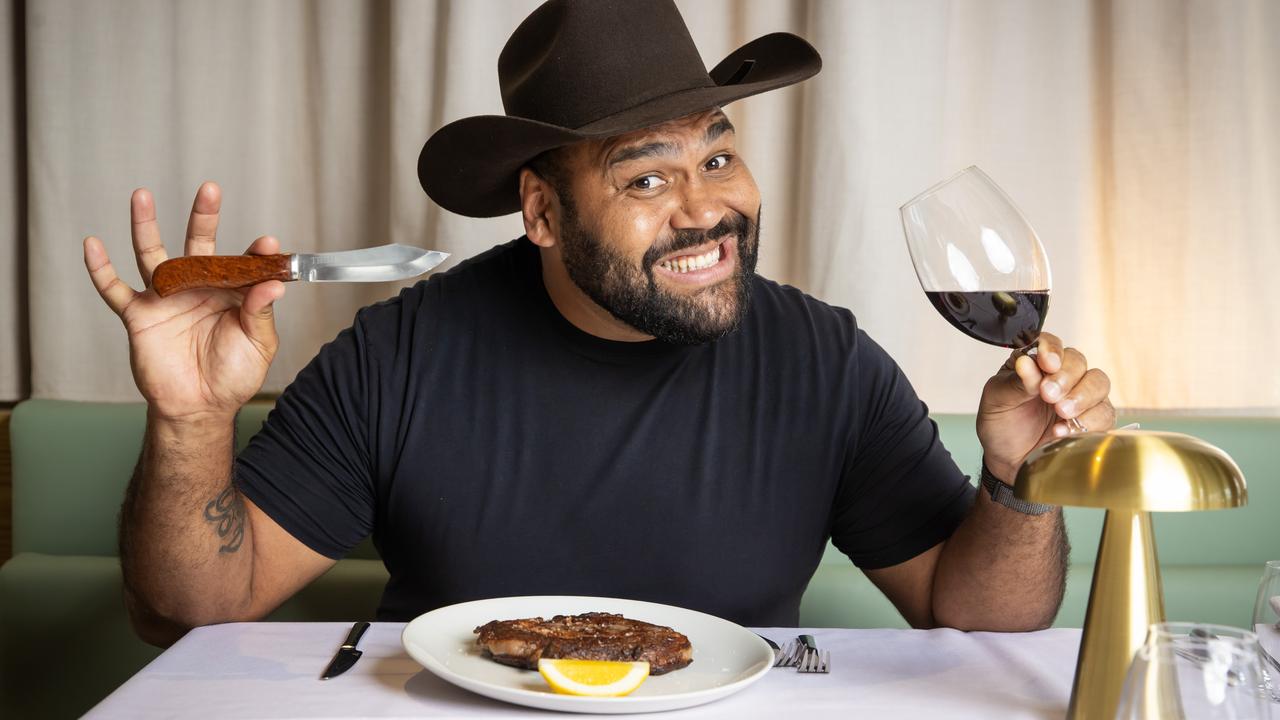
[{"x1": 661, "y1": 246, "x2": 721, "y2": 273}]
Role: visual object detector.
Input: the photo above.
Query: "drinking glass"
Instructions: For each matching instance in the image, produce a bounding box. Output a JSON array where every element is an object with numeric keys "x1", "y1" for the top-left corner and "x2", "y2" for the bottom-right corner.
[
  {"x1": 900, "y1": 165, "x2": 1084, "y2": 431},
  {"x1": 1254, "y1": 560, "x2": 1280, "y2": 702},
  {"x1": 1115, "y1": 622, "x2": 1272, "y2": 719}
]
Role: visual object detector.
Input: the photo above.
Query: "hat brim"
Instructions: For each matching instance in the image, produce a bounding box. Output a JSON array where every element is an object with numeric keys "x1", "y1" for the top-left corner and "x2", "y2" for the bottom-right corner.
[{"x1": 418, "y1": 32, "x2": 822, "y2": 218}]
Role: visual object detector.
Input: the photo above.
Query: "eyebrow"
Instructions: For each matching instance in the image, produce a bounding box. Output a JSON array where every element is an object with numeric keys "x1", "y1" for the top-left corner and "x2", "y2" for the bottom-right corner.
[
  {"x1": 605, "y1": 114, "x2": 738, "y2": 168},
  {"x1": 704, "y1": 116, "x2": 735, "y2": 144},
  {"x1": 607, "y1": 141, "x2": 679, "y2": 168}
]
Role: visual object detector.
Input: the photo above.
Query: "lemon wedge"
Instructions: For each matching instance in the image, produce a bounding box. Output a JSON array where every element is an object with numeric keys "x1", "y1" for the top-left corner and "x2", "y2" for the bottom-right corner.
[{"x1": 537, "y1": 658, "x2": 650, "y2": 697}]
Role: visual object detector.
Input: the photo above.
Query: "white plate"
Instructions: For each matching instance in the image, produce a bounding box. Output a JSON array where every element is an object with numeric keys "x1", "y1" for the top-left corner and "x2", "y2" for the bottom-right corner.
[{"x1": 401, "y1": 595, "x2": 774, "y2": 714}]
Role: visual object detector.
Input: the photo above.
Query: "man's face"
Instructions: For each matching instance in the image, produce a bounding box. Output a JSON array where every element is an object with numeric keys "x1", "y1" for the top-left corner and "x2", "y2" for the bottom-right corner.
[{"x1": 550, "y1": 110, "x2": 762, "y2": 345}]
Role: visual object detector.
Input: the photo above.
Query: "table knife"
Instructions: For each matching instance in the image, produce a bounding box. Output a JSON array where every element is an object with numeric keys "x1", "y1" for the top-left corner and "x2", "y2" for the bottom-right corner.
[
  {"x1": 320, "y1": 621, "x2": 371, "y2": 680},
  {"x1": 151, "y1": 244, "x2": 449, "y2": 297},
  {"x1": 800, "y1": 634, "x2": 818, "y2": 652},
  {"x1": 799, "y1": 633, "x2": 818, "y2": 663},
  {"x1": 757, "y1": 634, "x2": 781, "y2": 664}
]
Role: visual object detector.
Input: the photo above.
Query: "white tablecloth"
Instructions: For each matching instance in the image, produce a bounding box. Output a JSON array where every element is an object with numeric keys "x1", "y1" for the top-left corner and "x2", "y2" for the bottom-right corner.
[{"x1": 86, "y1": 623, "x2": 1081, "y2": 719}]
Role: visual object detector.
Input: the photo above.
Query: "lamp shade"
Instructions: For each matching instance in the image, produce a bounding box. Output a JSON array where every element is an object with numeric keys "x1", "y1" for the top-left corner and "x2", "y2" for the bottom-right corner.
[{"x1": 1015, "y1": 430, "x2": 1247, "y2": 512}]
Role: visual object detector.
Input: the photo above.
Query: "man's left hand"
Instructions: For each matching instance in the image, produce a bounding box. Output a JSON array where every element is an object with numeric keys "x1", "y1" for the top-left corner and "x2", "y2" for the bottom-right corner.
[{"x1": 976, "y1": 332, "x2": 1116, "y2": 483}]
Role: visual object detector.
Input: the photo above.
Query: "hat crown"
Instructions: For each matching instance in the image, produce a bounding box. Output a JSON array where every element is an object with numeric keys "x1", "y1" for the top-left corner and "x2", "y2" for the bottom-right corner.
[{"x1": 498, "y1": 0, "x2": 715, "y2": 129}]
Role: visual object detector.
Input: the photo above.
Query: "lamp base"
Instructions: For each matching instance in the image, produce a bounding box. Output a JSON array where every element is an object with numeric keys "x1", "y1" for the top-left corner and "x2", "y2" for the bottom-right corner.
[{"x1": 1067, "y1": 509, "x2": 1165, "y2": 719}]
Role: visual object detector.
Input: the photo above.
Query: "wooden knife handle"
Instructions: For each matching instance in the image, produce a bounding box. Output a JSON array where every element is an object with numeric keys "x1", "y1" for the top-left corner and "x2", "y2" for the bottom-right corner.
[{"x1": 151, "y1": 255, "x2": 294, "y2": 297}]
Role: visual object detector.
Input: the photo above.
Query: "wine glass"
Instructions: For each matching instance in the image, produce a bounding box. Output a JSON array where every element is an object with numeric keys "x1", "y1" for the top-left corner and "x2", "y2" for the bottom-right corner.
[
  {"x1": 900, "y1": 165, "x2": 1084, "y2": 431},
  {"x1": 1254, "y1": 560, "x2": 1280, "y2": 702},
  {"x1": 1115, "y1": 622, "x2": 1272, "y2": 719}
]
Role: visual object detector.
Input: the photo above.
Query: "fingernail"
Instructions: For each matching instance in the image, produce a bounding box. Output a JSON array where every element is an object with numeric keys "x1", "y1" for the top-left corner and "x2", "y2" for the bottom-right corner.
[
  {"x1": 1053, "y1": 424, "x2": 1068, "y2": 437},
  {"x1": 1045, "y1": 353, "x2": 1061, "y2": 370},
  {"x1": 1058, "y1": 398, "x2": 1076, "y2": 416},
  {"x1": 1043, "y1": 380, "x2": 1062, "y2": 401}
]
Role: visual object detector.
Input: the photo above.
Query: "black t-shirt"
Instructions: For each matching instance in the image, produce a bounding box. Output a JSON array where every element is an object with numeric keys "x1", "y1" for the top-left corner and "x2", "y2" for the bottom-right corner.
[{"x1": 235, "y1": 238, "x2": 976, "y2": 625}]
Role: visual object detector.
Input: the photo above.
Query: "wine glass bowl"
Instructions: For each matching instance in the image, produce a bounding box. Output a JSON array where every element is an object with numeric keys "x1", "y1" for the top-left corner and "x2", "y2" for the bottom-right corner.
[
  {"x1": 1115, "y1": 622, "x2": 1272, "y2": 719},
  {"x1": 901, "y1": 165, "x2": 1086, "y2": 433},
  {"x1": 900, "y1": 166, "x2": 1052, "y2": 351},
  {"x1": 1254, "y1": 560, "x2": 1280, "y2": 703}
]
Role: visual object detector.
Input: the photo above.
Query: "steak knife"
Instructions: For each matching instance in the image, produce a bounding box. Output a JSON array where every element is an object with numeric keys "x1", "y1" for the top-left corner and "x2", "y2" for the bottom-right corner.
[
  {"x1": 151, "y1": 244, "x2": 449, "y2": 297},
  {"x1": 320, "y1": 621, "x2": 371, "y2": 680}
]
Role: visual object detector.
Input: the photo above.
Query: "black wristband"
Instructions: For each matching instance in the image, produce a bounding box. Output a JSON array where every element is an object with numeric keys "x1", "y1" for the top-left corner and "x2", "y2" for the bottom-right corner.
[{"x1": 979, "y1": 462, "x2": 1057, "y2": 516}]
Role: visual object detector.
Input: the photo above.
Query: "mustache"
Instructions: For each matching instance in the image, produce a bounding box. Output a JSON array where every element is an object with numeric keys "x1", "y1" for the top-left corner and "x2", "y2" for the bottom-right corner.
[{"x1": 642, "y1": 211, "x2": 753, "y2": 268}]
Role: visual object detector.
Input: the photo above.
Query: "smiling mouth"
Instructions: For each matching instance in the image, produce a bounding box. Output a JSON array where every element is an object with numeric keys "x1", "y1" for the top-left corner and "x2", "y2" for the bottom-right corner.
[{"x1": 656, "y1": 239, "x2": 729, "y2": 274}]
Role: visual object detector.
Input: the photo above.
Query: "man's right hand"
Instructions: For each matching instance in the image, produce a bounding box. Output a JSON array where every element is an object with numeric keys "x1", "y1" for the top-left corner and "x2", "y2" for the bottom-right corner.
[{"x1": 84, "y1": 182, "x2": 286, "y2": 421}]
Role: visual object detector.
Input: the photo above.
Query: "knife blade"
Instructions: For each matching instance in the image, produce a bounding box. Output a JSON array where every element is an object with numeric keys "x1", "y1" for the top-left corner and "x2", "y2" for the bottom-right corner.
[
  {"x1": 320, "y1": 621, "x2": 371, "y2": 680},
  {"x1": 151, "y1": 245, "x2": 449, "y2": 297}
]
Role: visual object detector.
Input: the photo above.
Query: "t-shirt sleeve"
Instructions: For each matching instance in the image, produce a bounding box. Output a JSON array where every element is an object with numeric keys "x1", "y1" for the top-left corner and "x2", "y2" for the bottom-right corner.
[
  {"x1": 234, "y1": 312, "x2": 377, "y2": 560},
  {"x1": 830, "y1": 329, "x2": 977, "y2": 570}
]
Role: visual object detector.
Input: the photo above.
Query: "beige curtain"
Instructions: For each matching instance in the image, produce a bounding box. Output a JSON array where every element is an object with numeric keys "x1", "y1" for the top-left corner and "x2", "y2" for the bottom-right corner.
[
  {"x1": 4, "y1": 0, "x2": 1278, "y2": 413},
  {"x1": 1, "y1": 0, "x2": 24, "y2": 400}
]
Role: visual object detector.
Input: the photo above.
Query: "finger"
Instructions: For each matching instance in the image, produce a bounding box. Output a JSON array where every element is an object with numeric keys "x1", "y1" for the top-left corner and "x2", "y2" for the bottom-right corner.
[
  {"x1": 1034, "y1": 332, "x2": 1064, "y2": 374},
  {"x1": 184, "y1": 181, "x2": 221, "y2": 257},
  {"x1": 1051, "y1": 398, "x2": 1117, "y2": 438},
  {"x1": 1040, "y1": 346, "x2": 1087, "y2": 405},
  {"x1": 130, "y1": 188, "x2": 169, "y2": 285},
  {"x1": 1054, "y1": 367, "x2": 1112, "y2": 420},
  {"x1": 83, "y1": 236, "x2": 137, "y2": 315},
  {"x1": 243, "y1": 235, "x2": 280, "y2": 256},
  {"x1": 1011, "y1": 353, "x2": 1042, "y2": 397},
  {"x1": 239, "y1": 280, "x2": 285, "y2": 351}
]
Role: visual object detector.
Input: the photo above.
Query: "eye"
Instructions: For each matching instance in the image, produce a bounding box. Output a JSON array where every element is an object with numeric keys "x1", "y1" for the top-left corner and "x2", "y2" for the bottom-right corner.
[
  {"x1": 630, "y1": 174, "x2": 667, "y2": 191},
  {"x1": 705, "y1": 154, "x2": 733, "y2": 171}
]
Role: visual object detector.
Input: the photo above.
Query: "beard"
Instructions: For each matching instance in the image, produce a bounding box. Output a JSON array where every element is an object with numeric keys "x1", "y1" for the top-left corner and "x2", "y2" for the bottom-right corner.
[{"x1": 557, "y1": 200, "x2": 761, "y2": 346}]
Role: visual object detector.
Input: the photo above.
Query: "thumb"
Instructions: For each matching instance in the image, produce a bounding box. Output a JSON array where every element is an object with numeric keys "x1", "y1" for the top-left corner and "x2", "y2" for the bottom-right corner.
[
  {"x1": 984, "y1": 354, "x2": 1043, "y2": 411},
  {"x1": 239, "y1": 281, "x2": 285, "y2": 350},
  {"x1": 1011, "y1": 353, "x2": 1044, "y2": 397}
]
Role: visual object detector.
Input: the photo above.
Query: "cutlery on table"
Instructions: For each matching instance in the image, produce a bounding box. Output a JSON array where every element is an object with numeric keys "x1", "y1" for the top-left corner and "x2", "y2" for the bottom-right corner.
[
  {"x1": 772, "y1": 639, "x2": 802, "y2": 668},
  {"x1": 320, "y1": 621, "x2": 371, "y2": 680},
  {"x1": 758, "y1": 634, "x2": 782, "y2": 665},
  {"x1": 797, "y1": 634, "x2": 830, "y2": 674},
  {"x1": 151, "y1": 244, "x2": 449, "y2": 297},
  {"x1": 1178, "y1": 627, "x2": 1246, "y2": 686}
]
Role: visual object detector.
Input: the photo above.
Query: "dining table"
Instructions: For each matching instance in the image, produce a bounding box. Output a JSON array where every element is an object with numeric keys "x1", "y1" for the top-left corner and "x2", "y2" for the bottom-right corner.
[{"x1": 84, "y1": 622, "x2": 1082, "y2": 718}]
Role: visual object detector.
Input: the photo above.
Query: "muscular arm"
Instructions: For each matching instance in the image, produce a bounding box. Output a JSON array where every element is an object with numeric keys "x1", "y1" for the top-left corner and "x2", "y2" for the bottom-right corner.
[
  {"x1": 119, "y1": 409, "x2": 334, "y2": 646},
  {"x1": 866, "y1": 486, "x2": 1068, "y2": 631},
  {"x1": 864, "y1": 334, "x2": 1109, "y2": 632},
  {"x1": 934, "y1": 489, "x2": 1068, "y2": 629},
  {"x1": 87, "y1": 184, "x2": 345, "y2": 646}
]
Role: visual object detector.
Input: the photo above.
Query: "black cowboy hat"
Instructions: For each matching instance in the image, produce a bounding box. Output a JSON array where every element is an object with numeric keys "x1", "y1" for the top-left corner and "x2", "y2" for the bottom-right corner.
[{"x1": 417, "y1": 0, "x2": 821, "y2": 218}]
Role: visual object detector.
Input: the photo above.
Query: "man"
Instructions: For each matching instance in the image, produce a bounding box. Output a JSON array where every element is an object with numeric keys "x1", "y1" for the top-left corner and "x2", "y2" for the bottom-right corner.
[{"x1": 84, "y1": 0, "x2": 1113, "y2": 646}]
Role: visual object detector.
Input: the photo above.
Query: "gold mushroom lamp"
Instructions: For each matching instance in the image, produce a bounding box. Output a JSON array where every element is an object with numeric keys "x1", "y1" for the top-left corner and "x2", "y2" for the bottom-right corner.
[{"x1": 1014, "y1": 428, "x2": 1248, "y2": 720}]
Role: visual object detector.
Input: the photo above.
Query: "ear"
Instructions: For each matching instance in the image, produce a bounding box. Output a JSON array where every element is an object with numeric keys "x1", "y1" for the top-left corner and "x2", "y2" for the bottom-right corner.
[{"x1": 520, "y1": 168, "x2": 558, "y2": 248}]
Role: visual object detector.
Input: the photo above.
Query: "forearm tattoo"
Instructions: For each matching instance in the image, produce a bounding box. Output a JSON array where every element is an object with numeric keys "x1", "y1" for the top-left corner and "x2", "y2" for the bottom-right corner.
[{"x1": 204, "y1": 486, "x2": 246, "y2": 553}]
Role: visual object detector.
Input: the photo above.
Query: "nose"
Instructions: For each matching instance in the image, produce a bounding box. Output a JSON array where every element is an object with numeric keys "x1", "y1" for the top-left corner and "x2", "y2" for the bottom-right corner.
[{"x1": 669, "y1": 178, "x2": 724, "y2": 232}]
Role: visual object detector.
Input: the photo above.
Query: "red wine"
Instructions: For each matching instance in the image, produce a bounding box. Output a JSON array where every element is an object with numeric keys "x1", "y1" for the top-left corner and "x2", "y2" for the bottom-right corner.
[{"x1": 925, "y1": 290, "x2": 1050, "y2": 349}]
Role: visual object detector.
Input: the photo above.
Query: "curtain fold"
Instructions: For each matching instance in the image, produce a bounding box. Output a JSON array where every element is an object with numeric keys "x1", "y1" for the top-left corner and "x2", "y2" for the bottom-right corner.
[
  {"x1": 3, "y1": 0, "x2": 1277, "y2": 412},
  {"x1": 1093, "y1": 0, "x2": 1280, "y2": 410},
  {"x1": 1, "y1": 0, "x2": 26, "y2": 400}
]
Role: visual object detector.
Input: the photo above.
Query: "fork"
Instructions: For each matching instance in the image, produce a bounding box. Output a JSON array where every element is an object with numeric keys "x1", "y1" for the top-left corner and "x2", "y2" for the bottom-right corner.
[
  {"x1": 799, "y1": 649, "x2": 830, "y2": 674},
  {"x1": 773, "y1": 639, "x2": 803, "y2": 668},
  {"x1": 796, "y1": 635, "x2": 830, "y2": 674}
]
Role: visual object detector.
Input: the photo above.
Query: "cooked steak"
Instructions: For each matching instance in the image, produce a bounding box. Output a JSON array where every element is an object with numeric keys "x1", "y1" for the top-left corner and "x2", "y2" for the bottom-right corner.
[{"x1": 473, "y1": 612, "x2": 693, "y2": 674}]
